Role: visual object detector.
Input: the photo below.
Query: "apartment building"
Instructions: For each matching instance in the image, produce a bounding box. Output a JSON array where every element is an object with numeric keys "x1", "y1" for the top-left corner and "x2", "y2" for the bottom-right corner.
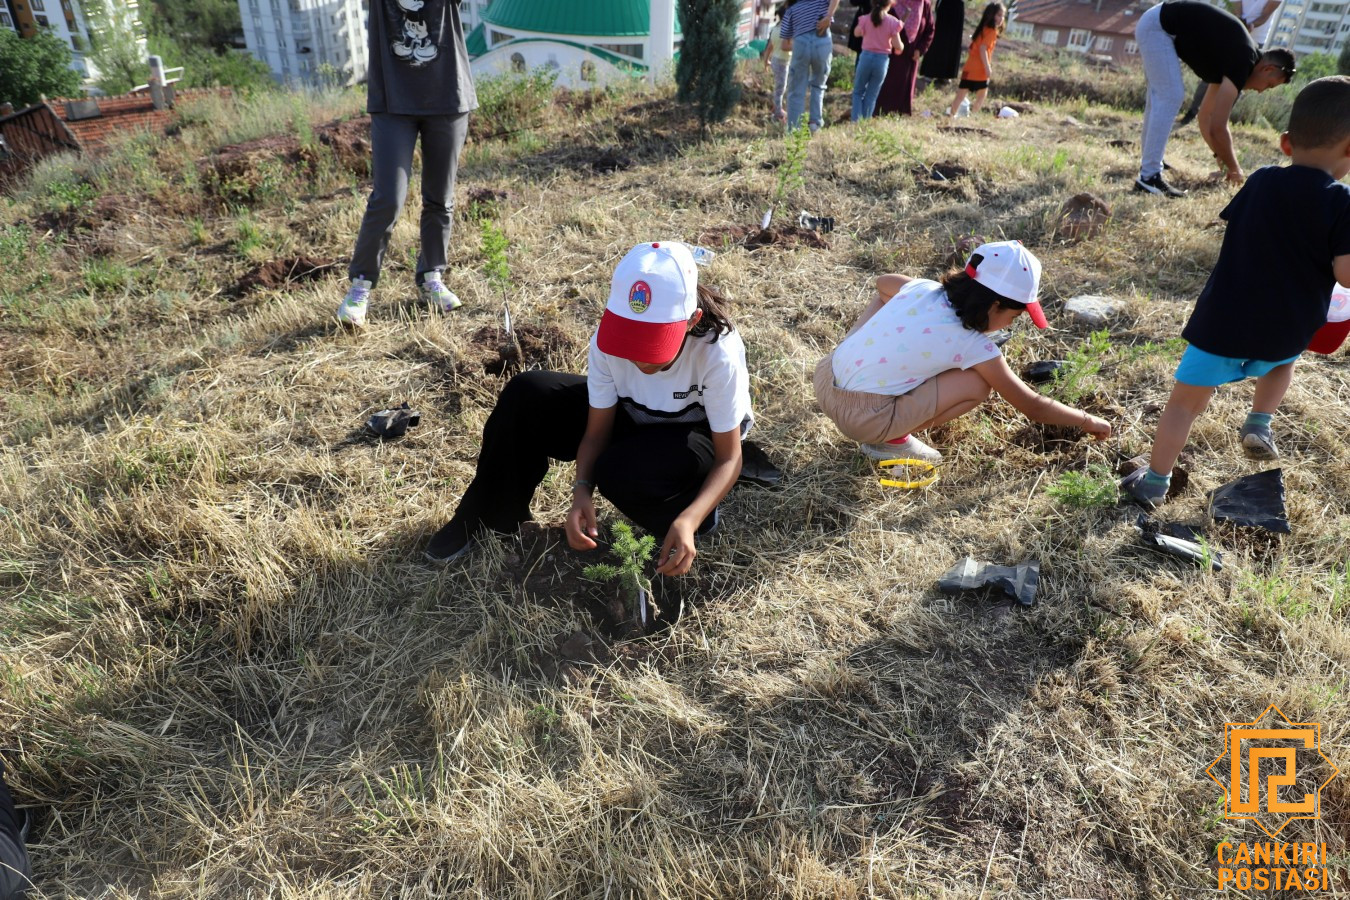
[
  {"x1": 237, "y1": 0, "x2": 368, "y2": 88},
  {"x1": 2, "y1": 0, "x2": 144, "y2": 79},
  {"x1": 1267, "y1": 0, "x2": 1350, "y2": 55}
]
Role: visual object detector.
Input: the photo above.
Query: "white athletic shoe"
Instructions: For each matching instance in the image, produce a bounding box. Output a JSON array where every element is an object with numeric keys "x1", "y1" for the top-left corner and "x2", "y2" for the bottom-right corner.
[
  {"x1": 336, "y1": 278, "x2": 372, "y2": 327},
  {"x1": 420, "y1": 273, "x2": 463, "y2": 313},
  {"x1": 861, "y1": 434, "x2": 944, "y2": 463}
]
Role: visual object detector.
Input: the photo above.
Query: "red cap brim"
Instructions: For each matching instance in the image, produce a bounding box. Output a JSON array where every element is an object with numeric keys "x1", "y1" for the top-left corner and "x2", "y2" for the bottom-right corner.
[
  {"x1": 1309, "y1": 318, "x2": 1350, "y2": 354},
  {"x1": 596, "y1": 309, "x2": 688, "y2": 364},
  {"x1": 1025, "y1": 301, "x2": 1048, "y2": 329}
]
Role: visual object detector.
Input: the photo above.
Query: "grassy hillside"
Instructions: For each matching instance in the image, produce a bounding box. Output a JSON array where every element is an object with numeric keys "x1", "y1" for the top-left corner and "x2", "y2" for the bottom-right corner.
[{"x1": 2, "y1": 59, "x2": 1349, "y2": 898}]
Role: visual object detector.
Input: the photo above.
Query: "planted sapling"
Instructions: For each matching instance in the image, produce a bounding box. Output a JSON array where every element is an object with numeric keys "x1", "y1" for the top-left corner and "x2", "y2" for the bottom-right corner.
[
  {"x1": 584, "y1": 521, "x2": 659, "y2": 634},
  {"x1": 764, "y1": 121, "x2": 811, "y2": 229}
]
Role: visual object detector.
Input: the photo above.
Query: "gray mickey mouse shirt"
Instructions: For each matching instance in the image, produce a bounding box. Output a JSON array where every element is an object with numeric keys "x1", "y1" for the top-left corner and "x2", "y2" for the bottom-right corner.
[{"x1": 367, "y1": 0, "x2": 478, "y2": 116}]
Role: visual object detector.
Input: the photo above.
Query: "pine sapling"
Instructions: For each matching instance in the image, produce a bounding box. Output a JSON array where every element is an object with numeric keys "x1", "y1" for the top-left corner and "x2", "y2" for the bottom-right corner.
[
  {"x1": 584, "y1": 521, "x2": 658, "y2": 631},
  {"x1": 764, "y1": 121, "x2": 811, "y2": 229}
]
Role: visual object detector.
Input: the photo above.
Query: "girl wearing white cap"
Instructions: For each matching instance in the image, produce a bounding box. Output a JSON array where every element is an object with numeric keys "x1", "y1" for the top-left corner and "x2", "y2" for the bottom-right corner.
[
  {"x1": 813, "y1": 240, "x2": 1111, "y2": 461},
  {"x1": 426, "y1": 242, "x2": 752, "y2": 576}
]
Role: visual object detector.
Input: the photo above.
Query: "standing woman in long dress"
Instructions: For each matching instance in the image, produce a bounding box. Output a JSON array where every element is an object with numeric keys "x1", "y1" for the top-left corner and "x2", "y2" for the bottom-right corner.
[
  {"x1": 875, "y1": 0, "x2": 935, "y2": 115},
  {"x1": 919, "y1": 0, "x2": 964, "y2": 84}
]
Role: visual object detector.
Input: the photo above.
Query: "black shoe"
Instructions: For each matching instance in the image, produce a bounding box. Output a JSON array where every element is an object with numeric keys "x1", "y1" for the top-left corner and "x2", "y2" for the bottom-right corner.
[
  {"x1": 424, "y1": 521, "x2": 473, "y2": 563},
  {"x1": 695, "y1": 507, "x2": 719, "y2": 537},
  {"x1": 1134, "y1": 172, "x2": 1186, "y2": 198}
]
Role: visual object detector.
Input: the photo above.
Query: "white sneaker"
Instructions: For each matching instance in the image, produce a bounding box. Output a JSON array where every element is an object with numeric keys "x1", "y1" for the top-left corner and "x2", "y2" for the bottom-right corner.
[
  {"x1": 336, "y1": 278, "x2": 372, "y2": 327},
  {"x1": 420, "y1": 273, "x2": 462, "y2": 313},
  {"x1": 861, "y1": 434, "x2": 944, "y2": 463}
]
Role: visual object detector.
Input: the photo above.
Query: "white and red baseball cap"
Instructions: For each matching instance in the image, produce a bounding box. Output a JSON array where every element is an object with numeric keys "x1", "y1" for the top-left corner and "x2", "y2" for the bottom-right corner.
[
  {"x1": 597, "y1": 241, "x2": 700, "y2": 364},
  {"x1": 965, "y1": 240, "x2": 1047, "y2": 328}
]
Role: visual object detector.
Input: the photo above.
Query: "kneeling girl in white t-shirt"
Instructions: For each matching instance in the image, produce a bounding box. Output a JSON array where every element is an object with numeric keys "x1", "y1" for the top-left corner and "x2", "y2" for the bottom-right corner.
[
  {"x1": 426, "y1": 241, "x2": 753, "y2": 576},
  {"x1": 813, "y1": 240, "x2": 1110, "y2": 461}
]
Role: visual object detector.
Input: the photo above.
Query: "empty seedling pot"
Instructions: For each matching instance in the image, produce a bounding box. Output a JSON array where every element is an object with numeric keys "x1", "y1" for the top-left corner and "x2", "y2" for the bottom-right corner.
[
  {"x1": 937, "y1": 556, "x2": 1039, "y2": 607},
  {"x1": 1135, "y1": 514, "x2": 1223, "y2": 571},
  {"x1": 1208, "y1": 468, "x2": 1290, "y2": 534}
]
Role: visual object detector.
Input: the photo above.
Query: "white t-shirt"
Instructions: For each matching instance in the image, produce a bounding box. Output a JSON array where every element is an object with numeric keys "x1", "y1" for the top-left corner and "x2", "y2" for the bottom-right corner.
[
  {"x1": 1242, "y1": 0, "x2": 1279, "y2": 45},
  {"x1": 831, "y1": 278, "x2": 1002, "y2": 395},
  {"x1": 588, "y1": 328, "x2": 754, "y2": 436}
]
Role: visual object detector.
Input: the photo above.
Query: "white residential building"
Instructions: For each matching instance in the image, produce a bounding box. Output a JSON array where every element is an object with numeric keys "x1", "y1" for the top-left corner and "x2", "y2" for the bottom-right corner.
[
  {"x1": 1, "y1": 0, "x2": 145, "y2": 80},
  {"x1": 237, "y1": 0, "x2": 369, "y2": 88},
  {"x1": 1267, "y1": 0, "x2": 1350, "y2": 55}
]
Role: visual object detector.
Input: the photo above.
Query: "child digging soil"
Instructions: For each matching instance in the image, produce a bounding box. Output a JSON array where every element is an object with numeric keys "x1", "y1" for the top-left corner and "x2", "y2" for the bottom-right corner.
[
  {"x1": 814, "y1": 240, "x2": 1111, "y2": 462},
  {"x1": 425, "y1": 242, "x2": 752, "y2": 579}
]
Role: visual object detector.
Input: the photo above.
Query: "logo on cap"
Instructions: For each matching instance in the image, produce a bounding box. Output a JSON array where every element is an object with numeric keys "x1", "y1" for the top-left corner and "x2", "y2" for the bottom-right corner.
[{"x1": 628, "y1": 280, "x2": 652, "y2": 314}]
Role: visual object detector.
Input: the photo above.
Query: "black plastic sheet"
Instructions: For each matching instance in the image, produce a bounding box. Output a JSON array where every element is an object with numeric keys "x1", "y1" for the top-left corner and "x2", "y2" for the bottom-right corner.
[
  {"x1": 1023, "y1": 360, "x2": 1065, "y2": 384},
  {"x1": 365, "y1": 403, "x2": 421, "y2": 439},
  {"x1": 1135, "y1": 514, "x2": 1223, "y2": 571},
  {"x1": 738, "y1": 440, "x2": 783, "y2": 489},
  {"x1": 938, "y1": 556, "x2": 1040, "y2": 607},
  {"x1": 1208, "y1": 468, "x2": 1289, "y2": 534}
]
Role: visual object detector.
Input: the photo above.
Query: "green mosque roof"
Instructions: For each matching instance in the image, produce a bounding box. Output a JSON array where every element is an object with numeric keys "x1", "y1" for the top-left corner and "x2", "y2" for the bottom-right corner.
[{"x1": 482, "y1": 0, "x2": 682, "y2": 37}]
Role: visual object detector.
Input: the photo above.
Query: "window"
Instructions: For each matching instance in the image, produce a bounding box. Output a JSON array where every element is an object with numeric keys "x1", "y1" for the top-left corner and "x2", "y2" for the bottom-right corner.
[
  {"x1": 31, "y1": 0, "x2": 45, "y2": 10},
  {"x1": 1007, "y1": 21, "x2": 1034, "y2": 39},
  {"x1": 594, "y1": 42, "x2": 645, "y2": 59},
  {"x1": 34, "y1": 13, "x2": 49, "y2": 26},
  {"x1": 1094, "y1": 35, "x2": 1113, "y2": 51},
  {"x1": 0, "y1": 9, "x2": 12, "y2": 28},
  {"x1": 1040, "y1": 28, "x2": 1059, "y2": 44},
  {"x1": 1067, "y1": 28, "x2": 1092, "y2": 49},
  {"x1": 489, "y1": 29, "x2": 512, "y2": 46},
  {"x1": 1125, "y1": 38, "x2": 1138, "y2": 54}
]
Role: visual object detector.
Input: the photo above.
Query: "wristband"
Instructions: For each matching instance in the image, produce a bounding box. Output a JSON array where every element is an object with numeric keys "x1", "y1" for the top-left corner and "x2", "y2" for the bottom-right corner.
[{"x1": 572, "y1": 479, "x2": 595, "y2": 492}]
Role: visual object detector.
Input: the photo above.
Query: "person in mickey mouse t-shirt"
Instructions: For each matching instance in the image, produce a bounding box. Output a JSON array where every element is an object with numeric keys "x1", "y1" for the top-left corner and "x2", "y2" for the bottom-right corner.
[{"x1": 425, "y1": 242, "x2": 752, "y2": 578}]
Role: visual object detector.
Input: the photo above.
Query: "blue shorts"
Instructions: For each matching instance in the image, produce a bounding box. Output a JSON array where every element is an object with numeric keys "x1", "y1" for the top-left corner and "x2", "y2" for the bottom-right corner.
[{"x1": 1174, "y1": 345, "x2": 1300, "y2": 387}]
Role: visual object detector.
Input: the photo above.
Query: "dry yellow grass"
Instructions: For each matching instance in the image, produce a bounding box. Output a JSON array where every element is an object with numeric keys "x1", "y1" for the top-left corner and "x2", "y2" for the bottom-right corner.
[{"x1": 1, "y1": 64, "x2": 1349, "y2": 898}]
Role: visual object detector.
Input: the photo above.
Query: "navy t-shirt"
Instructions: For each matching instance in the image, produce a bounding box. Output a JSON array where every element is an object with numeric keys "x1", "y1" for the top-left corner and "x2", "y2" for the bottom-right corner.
[
  {"x1": 368, "y1": 0, "x2": 477, "y2": 116},
  {"x1": 1183, "y1": 165, "x2": 1350, "y2": 360},
  {"x1": 1159, "y1": 0, "x2": 1260, "y2": 88}
]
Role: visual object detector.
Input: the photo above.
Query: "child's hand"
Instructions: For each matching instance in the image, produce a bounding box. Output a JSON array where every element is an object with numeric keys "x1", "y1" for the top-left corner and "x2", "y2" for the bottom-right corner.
[
  {"x1": 1081, "y1": 414, "x2": 1111, "y2": 441},
  {"x1": 565, "y1": 495, "x2": 600, "y2": 551},
  {"x1": 656, "y1": 516, "x2": 699, "y2": 576}
]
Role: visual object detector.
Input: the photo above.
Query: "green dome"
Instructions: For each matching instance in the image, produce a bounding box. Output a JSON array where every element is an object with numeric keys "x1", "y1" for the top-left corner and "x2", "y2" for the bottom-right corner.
[{"x1": 482, "y1": 0, "x2": 681, "y2": 37}]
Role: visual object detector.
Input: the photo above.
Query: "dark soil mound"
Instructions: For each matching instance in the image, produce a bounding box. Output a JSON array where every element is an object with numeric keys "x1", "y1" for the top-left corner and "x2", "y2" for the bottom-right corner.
[
  {"x1": 469, "y1": 323, "x2": 579, "y2": 375},
  {"x1": 234, "y1": 256, "x2": 340, "y2": 295},
  {"x1": 697, "y1": 223, "x2": 829, "y2": 251}
]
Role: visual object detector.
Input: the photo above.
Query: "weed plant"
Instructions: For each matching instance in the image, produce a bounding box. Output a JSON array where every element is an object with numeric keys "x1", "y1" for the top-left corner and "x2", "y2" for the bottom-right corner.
[
  {"x1": 1046, "y1": 463, "x2": 1119, "y2": 509},
  {"x1": 1050, "y1": 329, "x2": 1112, "y2": 405}
]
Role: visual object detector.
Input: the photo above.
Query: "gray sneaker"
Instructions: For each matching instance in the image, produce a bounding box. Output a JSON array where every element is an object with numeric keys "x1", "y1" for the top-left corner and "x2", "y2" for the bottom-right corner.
[
  {"x1": 1119, "y1": 467, "x2": 1167, "y2": 509},
  {"x1": 1239, "y1": 424, "x2": 1279, "y2": 460},
  {"x1": 420, "y1": 273, "x2": 463, "y2": 313}
]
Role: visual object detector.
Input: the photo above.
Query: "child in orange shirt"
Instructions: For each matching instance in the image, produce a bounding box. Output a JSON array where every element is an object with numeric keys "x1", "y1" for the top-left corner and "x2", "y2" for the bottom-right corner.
[{"x1": 948, "y1": 2, "x2": 1005, "y2": 117}]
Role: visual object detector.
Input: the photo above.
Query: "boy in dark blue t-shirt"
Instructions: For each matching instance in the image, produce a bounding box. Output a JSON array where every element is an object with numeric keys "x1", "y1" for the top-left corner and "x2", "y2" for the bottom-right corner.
[{"x1": 1122, "y1": 76, "x2": 1350, "y2": 508}]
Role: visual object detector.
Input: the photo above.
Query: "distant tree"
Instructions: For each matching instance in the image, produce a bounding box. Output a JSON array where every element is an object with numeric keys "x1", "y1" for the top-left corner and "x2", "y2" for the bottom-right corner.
[
  {"x1": 1296, "y1": 51, "x2": 1338, "y2": 82},
  {"x1": 149, "y1": 0, "x2": 242, "y2": 52},
  {"x1": 675, "y1": 0, "x2": 742, "y2": 128},
  {"x1": 151, "y1": 33, "x2": 277, "y2": 92},
  {"x1": 0, "y1": 29, "x2": 83, "y2": 107},
  {"x1": 1340, "y1": 42, "x2": 1350, "y2": 77},
  {"x1": 84, "y1": 0, "x2": 148, "y2": 95}
]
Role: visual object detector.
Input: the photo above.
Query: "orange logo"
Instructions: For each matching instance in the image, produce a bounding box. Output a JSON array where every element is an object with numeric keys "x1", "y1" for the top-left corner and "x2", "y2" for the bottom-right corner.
[{"x1": 1206, "y1": 704, "x2": 1340, "y2": 839}]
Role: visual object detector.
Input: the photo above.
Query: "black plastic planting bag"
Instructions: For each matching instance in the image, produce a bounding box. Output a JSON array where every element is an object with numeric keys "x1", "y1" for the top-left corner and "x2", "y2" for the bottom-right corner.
[
  {"x1": 938, "y1": 556, "x2": 1040, "y2": 607},
  {"x1": 1208, "y1": 469, "x2": 1290, "y2": 534},
  {"x1": 738, "y1": 440, "x2": 783, "y2": 489},
  {"x1": 1135, "y1": 514, "x2": 1223, "y2": 571},
  {"x1": 365, "y1": 403, "x2": 421, "y2": 439}
]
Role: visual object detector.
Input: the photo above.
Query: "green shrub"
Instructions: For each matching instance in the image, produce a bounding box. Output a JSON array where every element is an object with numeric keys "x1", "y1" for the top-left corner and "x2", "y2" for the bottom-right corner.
[
  {"x1": 1051, "y1": 329, "x2": 1111, "y2": 405},
  {"x1": 471, "y1": 70, "x2": 557, "y2": 141},
  {"x1": 1046, "y1": 464, "x2": 1118, "y2": 509}
]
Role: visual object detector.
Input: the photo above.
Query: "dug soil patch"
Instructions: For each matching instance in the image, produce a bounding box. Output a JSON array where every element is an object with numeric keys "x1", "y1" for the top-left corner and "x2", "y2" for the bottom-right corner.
[
  {"x1": 697, "y1": 223, "x2": 829, "y2": 251},
  {"x1": 234, "y1": 255, "x2": 340, "y2": 296},
  {"x1": 468, "y1": 323, "x2": 579, "y2": 375}
]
